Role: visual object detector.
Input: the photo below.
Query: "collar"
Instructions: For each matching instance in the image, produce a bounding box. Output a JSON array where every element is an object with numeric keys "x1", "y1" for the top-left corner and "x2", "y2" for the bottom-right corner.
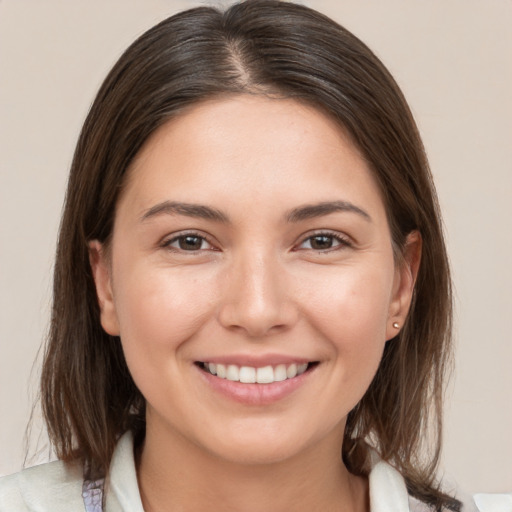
[{"x1": 368, "y1": 450, "x2": 411, "y2": 512}]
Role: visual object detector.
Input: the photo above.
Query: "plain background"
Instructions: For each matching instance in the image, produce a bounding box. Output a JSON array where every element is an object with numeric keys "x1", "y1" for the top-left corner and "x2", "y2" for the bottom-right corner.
[{"x1": 0, "y1": 0, "x2": 511, "y2": 495}]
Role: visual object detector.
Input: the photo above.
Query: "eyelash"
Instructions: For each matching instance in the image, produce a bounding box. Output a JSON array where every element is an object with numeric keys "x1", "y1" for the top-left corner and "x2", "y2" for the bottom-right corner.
[
  {"x1": 295, "y1": 231, "x2": 352, "y2": 252},
  {"x1": 161, "y1": 231, "x2": 217, "y2": 253},
  {"x1": 161, "y1": 231, "x2": 352, "y2": 254}
]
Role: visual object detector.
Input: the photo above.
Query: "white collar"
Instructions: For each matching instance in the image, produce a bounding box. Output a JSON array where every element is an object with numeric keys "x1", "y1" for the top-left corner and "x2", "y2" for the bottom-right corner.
[
  {"x1": 107, "y1": 432, "x2": 144, "y2": 512},
  {"x1": 368, "y1": 450, "x2": 411, "y2": 512}
]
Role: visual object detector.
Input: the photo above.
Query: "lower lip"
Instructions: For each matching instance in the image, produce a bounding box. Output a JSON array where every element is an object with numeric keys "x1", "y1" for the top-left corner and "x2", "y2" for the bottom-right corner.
[{"x1": 197, "y1": 364, "x2": 316, "y2": 405}]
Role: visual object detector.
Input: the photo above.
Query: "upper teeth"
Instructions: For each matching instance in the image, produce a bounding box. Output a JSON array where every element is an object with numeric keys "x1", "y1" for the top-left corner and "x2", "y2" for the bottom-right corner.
[{"x1": 203, "y1": 362, "x2": 308, "y2": 384}]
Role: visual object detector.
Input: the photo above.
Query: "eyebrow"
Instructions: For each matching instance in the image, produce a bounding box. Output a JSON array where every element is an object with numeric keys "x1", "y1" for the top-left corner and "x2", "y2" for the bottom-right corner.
[
  {"x1": 286, "y1": 201, "x2": 372, "y2": 223},
  {"x1": 140, "y1": 199, "x2": 371, "y2": 224},
  {"x1": 140, "y1": 201, "x2": 230, "y2": 223}
]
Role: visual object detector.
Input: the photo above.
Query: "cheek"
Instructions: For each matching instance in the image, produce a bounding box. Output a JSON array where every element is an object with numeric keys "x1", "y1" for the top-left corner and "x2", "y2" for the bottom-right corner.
[
  {"x1": 111, "y1": 261, "x2": 219, "y2": 369},
  {"x1": 295, "y1": 260, "x2": 393, "y2": 387},
  {"x1": 300, "y1": 260, "x2": 392, "y2": 335}
]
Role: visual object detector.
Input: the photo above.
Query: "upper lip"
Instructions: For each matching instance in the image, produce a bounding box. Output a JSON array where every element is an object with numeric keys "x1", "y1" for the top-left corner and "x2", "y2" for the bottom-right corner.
[{"x1": 196, "y1": 354, "x2": 315, "y2": 367}]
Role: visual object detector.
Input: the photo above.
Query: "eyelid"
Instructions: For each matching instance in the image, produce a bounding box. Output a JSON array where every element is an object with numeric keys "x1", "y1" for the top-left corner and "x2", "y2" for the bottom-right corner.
[
  {"x1": 294, "y1": 230, "x2": 353, "y2": 251},
  {"x1": 160, "y1": 230, "x2": 218, "y2": 252},
  {"x1": 159, "y1": 229, "x2": 352, "y2": 253}
]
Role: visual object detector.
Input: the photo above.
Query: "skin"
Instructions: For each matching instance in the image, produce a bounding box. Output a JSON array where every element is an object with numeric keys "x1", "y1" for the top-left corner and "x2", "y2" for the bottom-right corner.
[{"x1": 90, "y1": 95, "x2": 420, "y2": 512}]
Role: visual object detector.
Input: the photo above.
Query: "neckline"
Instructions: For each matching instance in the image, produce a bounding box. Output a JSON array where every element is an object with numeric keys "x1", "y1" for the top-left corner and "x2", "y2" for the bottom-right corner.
[{"x1": 107, "y1": 431, "x2": 411, "y2": 512}]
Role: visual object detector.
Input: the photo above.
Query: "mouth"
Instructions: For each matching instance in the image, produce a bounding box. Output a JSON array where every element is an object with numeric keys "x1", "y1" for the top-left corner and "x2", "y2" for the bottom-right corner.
[{"x1": 196, "y1": 361, "x2": 318, "y2": 384}]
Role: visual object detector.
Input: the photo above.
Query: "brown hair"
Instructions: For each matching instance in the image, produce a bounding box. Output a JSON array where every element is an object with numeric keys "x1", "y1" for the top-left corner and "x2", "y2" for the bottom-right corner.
[{"x1": 41, "y1": 1, "x2": 457, "y2": 510}]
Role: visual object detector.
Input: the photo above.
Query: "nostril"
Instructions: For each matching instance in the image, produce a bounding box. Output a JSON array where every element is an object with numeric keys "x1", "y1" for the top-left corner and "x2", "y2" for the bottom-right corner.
[{"x1": 218, "y1": 300, "x2": 299, "y2": 339}]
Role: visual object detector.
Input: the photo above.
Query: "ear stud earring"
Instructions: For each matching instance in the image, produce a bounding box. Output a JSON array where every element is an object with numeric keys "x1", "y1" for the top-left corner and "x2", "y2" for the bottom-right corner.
[{"x1": 392, "y1": 322, "x2": 400, "y2": 329}]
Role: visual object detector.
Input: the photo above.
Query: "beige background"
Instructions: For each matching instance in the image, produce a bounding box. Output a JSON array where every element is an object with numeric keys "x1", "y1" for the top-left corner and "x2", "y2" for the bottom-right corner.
[{"x1": 0, "y1": 0, "x2": 511, "y2": 495}]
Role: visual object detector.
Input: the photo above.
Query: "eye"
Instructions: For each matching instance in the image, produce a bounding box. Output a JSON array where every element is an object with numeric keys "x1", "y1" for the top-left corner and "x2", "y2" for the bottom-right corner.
[
  {"x1": 163, "y1": 233, "x2": 215, "y2": 252},
  {"x1": 297, "y1": 233, "x2": 351, "y2": 251}
]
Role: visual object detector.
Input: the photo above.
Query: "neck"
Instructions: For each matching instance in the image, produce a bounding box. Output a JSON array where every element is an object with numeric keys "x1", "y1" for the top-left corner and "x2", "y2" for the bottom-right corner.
[{"x1": 137, "y1": 423, "x2": 368, "y2": 512}]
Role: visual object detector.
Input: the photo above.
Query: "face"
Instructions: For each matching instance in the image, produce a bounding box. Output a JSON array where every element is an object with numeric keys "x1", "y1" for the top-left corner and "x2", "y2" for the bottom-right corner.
[{"x1": 90, "y1": 95, "x2": 418, "y2": 466}]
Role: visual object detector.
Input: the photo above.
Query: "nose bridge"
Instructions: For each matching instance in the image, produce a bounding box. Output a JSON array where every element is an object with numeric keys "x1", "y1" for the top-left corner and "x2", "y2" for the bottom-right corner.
[{"x1": 218, "y1": 245, "x2": 296, "y2": 337}]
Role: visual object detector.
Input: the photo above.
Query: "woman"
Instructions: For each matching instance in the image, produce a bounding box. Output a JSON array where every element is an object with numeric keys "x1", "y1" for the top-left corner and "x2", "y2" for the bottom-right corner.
[{"x1": 0, "y1": 1, "x2": 496, "y2": 511}]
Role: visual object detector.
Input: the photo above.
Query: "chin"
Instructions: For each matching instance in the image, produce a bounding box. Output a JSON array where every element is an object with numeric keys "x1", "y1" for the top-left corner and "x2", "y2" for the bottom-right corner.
[
  {"x1": 208, "y1": 438, "x2": 303, "y2": 466},
  {"x1": 197, "y1": 420, "x2": 332, "y2": 467}
]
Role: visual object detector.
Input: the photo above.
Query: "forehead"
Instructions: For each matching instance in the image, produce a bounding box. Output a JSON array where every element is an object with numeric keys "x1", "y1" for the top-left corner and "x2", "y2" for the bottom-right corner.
[{"x1": 118, "y1": 95, "x2": 386, "y2": 223}]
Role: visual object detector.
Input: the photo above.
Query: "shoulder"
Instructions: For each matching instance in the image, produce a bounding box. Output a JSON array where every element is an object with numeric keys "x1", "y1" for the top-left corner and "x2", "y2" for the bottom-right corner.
[
  {"x1": 473, "y1": 493, "x2": 512, "y2": 512},
  {"x1": 0, "y1": 432, "x2": 140, "y2": 512},
  {"x1": 0, "y1": 472, "x2": 25, "y2": 511},
  {"x1": 0, "y1": 459, "x2": 84, "y2": 512},
  {"x1": 409, "y1": 485, "x2": 512, "y2": 512},
  {"x1": 367, "y1": 451, "x2": 508, "y2": 512},
  {"x1": 409, "y1": 489, "x2": 512, "y2": 512}
]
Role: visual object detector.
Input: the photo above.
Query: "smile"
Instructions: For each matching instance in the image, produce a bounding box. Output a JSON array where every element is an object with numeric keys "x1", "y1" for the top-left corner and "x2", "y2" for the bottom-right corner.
[{"x1": 200, "y1": 362, "x2": 311, "y2": 384}]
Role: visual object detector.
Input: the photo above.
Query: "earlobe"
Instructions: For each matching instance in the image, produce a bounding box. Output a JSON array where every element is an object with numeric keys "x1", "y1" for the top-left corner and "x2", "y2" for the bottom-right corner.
[
  {"x1": 88, "y1": 240, "x2": 120, "y2": 336},
  {"x1": 386, "y1": 231, "x2": 422, "y2": 340}
]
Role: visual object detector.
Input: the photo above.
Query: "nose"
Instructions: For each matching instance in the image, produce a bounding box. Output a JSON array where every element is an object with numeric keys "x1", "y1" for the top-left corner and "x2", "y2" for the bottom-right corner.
[{"x1": 218, "y1": 250, "x2": 298, "y2": 339}]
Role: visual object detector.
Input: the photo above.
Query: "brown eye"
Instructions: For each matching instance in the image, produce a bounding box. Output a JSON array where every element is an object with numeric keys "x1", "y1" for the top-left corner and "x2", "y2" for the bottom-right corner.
[
  {"x1": 298, "y1": 233, "x2": 350, "y2": 252},
  {"x1": 309, "y1": 235, "x2": 334, "y2": 250},
  {"x1": 166, "y1": 234, "x2": 212, "y2": 251},
  {"x1": 179, "y1": 236, "x2": 204, "y2": 250}
]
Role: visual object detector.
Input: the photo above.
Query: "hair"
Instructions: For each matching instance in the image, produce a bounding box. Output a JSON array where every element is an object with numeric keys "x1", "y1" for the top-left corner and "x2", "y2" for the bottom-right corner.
[{"x1": 40, "y1": 1, "x2": 457, "y2": 510}]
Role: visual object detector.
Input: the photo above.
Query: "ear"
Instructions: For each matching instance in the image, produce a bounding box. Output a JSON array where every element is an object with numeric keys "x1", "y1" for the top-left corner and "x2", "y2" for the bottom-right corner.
[
  {"x1": 88, "y1": 240, "x2": 120, "y2": 336},
  {"x1": 386, "y1": 231, "x2": 422, "y2": 340}
]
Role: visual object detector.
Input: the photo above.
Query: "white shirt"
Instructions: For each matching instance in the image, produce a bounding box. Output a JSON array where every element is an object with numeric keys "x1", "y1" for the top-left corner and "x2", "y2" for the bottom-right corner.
[{"x1": 0, "y1": 432, "x2": 509, "y2": 511}]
